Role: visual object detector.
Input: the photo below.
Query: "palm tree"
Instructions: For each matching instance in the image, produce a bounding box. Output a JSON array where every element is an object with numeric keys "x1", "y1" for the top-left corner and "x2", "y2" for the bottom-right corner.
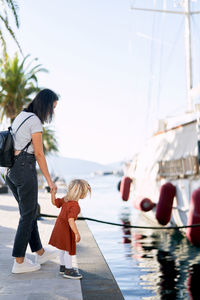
[
  {"x1": 43, "y1": 127, "x2": 58, "y2": 155},
  {"x1": 0, "y1": 0, "x2": 22, "y2": 55},
  {"x1": 0, "y1": 53, "x2": 48, "y2": 122},
  {"x1": 0, "y1": 53, "x2": 58, "y2": 155}
]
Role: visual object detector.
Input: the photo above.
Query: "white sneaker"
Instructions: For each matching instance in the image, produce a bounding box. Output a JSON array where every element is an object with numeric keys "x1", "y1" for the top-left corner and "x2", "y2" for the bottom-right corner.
[
  {"x1": 12, "y1": 258, "x2": 41, "y2": 274},
  {"x1": 35, "y1": 247, "x2": 58, "y2": 264}
]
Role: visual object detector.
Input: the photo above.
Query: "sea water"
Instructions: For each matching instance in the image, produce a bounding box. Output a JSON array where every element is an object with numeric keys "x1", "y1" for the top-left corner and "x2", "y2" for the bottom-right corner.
[{"x1": 65, "y1": 174, "x2": 200, "y2": 300}]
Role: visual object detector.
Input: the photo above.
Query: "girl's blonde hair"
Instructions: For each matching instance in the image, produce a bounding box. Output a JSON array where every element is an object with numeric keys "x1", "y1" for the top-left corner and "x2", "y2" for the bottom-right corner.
[{"x1": 66, "y1": 179, "x2": 91, "y2": 201}]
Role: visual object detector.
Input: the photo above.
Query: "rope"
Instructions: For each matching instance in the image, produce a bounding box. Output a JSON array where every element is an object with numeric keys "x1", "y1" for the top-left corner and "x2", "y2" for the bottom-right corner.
[{"x1": 39, "y1": 213, "x2": 200, "y2": 230}]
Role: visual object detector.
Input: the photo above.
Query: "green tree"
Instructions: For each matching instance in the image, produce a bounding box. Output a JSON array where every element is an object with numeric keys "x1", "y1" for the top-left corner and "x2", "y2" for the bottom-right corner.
[
  {"x1": 0, "y1": 53, "x2": 58, "y2": 155},
  {"x1": 43, "y1": 126, "x2": 58, "y2": 155},
  {"x1": 0, "y1": 53, "x2": 47, "y2": 122},
  {"x1": 0, "y1": 0, "x2": 22, "y2": 55}
]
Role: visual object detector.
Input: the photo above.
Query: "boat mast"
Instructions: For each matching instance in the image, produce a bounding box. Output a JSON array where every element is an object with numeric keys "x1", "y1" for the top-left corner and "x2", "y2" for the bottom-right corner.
[
  {"x1": 131, "y1": 0, "x2": 200, "y2": 113},
  {"x1": 185, "y1": 0, "x2": 192, "y2": 112}
]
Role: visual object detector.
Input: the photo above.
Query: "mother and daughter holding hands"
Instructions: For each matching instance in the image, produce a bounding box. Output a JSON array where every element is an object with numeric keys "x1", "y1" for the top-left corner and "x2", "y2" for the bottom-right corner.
[{"x1": 6, "y1": 89, "x2": 91, "y2": 279}]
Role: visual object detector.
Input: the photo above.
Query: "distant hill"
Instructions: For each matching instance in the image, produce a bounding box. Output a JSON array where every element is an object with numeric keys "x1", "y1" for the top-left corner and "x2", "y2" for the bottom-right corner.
[
  {"x1": 105, "y1": 161, "x2": 123, "y2": 171},
  {"x1": 46, "y1": 155, "x2": 106, "y2": 177},
  {"x1": 46, "y1": 155, "x2": 123, "y2": 178}
]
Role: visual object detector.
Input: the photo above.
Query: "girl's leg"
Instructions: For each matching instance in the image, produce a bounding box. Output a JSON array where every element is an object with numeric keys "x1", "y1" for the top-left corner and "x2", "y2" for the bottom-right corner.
[
  {"x1": 59, "y1": 250, "x2": 66, "y2": 274},
  {"x1": 64, "y1": 251, "x2": 72, "y2": 269},
  {"x1": 63, "y1": 251, "x2": 82, "y2": 279},
  {"x1": 59, "y1": 250, "x2": 65, "y2": 266}
]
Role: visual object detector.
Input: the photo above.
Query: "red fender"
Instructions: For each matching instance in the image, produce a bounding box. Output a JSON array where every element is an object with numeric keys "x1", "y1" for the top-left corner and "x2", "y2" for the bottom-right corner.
[
  {"x1": 156, "y1": 182, "x2": 176, "y2": 225},
  {"x1": 134, "y1": 197, "x2": 155, "y2": 212},
  {"x1": 120, "y1": 176, "x2": 132, "y2": 201},
  {"x1": 186, "y1": 188, "x2": 200, "y2": 246}
]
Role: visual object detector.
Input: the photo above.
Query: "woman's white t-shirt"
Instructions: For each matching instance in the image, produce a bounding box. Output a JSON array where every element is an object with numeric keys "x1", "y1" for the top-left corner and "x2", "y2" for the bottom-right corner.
[{"x1": 12, "y1": 111, "x2": 43, "y2": 154}]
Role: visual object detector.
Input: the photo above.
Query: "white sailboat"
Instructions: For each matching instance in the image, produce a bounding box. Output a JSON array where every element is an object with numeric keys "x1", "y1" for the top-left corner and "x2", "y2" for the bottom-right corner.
[{"x1": 120, "y1": 0, "x2": 200, "y2": 245}]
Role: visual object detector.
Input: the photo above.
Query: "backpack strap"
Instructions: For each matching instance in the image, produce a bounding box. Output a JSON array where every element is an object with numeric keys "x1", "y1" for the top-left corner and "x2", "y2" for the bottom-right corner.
[
  {"x1": 12, "y1": 114, "x2": 35, "y2": 152},
  {"x1": 21, "y1": 141, "x2": 32, "y2": 152},
  {"x1": 15, "y1": 115, "x2": 34, "y2": 133}
]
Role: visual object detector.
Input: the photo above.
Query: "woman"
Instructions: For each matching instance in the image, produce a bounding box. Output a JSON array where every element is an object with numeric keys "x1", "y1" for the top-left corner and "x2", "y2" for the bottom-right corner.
[{"x1": 6, "y1": 89, "x2": 59, "y2": 274}]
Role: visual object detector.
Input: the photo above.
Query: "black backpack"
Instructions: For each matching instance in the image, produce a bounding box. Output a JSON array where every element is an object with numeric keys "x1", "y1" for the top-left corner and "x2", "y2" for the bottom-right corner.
[{"x1": 0, "y1": 115, "x2": 34, "y2": 168}]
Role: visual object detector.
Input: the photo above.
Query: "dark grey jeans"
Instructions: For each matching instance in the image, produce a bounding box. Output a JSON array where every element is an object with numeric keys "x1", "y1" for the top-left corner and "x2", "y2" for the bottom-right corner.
[{"x1": 6, "y1": 151, "x2": 42, "y2": 257}]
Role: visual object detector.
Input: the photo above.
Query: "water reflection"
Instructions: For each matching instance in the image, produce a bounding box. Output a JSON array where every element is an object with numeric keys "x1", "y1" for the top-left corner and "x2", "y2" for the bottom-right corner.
[
  {"x1": 119, "y1": 205, "x2": 200, "y2": 299},
  {"x1": 157, "y1": 250, "x2": 178, "y2": 299},
  {"x1": 81, "y1": 175, "x2": 200, "y2": 299},
  {"x1": 187, "y1": 264, "x2": 200, "y2": 300},
  {"x1": 120, "y1": 209, "x2": 132, "y2": 244}
]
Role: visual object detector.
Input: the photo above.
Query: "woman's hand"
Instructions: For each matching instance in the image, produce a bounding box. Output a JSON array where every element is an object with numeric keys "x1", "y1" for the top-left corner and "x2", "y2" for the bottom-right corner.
[
  {"x1": 32, "y1": 132, "x2": 58, "y2": 192},
  {"x1": 48, "y1": 181, "x2": 57, "y2": 193},
  {"x1": 75, "y1": 233, "x2": 81, "y2": 243}
]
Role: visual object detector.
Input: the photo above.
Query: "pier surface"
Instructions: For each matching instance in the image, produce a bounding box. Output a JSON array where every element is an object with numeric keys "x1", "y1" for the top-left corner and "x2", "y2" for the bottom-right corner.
[
  {"x1": 77, "y1": 218, "x2": 124, "y2": 300},
  {"x1": 0, "y1": 189, "x2": 124, "y2": 300}
]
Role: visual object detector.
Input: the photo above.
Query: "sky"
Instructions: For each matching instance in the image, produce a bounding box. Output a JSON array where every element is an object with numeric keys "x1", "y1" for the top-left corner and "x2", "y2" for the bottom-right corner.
[{"x1": 3, "y1": 0, "x2": 200, "y2": 164}]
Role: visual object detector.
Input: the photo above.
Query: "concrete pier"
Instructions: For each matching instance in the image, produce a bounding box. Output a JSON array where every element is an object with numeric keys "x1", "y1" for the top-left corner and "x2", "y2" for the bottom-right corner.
[
  {"x1": 77, "y1": 218, "x2": 124, "y2": 300},
  {"x1": 0, "y1": 190, "x2": 124, "y2": 300}
]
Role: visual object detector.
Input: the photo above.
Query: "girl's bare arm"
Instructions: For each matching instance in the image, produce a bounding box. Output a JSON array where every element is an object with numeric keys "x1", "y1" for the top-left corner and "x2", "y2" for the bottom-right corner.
[
  {"x1": 51, "y1": 191, "x2": 56, "y2": 206},
  {"x1": 68, "y1": 218, "x2": 81, "y2": 242}
]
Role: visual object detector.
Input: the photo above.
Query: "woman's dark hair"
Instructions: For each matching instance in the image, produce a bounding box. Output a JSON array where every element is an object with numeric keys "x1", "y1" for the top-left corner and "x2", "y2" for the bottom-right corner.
[{"x1": 24, "y1": 89, "x2": 59, "y2": 123}]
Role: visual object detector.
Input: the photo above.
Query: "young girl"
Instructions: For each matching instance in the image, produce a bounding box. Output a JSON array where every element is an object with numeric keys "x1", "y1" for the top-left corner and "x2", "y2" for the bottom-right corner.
[{"x1": 49, "y1": 179, "x2": 91, "y2": 279}]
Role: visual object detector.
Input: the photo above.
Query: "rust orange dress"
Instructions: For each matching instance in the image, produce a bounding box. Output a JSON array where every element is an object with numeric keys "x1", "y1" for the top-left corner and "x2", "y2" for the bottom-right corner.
[{"x1": 49, "y1": 198, "x2": 80, "y2": 255}]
